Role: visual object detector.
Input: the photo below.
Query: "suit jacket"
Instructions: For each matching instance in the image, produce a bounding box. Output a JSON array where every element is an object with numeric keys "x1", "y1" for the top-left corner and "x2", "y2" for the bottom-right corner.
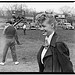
[{"x1": 37, "y1": 32, "x2": 74, "y2": 72}]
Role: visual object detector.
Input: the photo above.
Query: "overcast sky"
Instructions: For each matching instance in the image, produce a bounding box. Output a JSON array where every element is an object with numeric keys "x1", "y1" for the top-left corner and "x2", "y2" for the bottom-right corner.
[{"x1": 0, "y1": 2, "x2": 75, "y2": 13}]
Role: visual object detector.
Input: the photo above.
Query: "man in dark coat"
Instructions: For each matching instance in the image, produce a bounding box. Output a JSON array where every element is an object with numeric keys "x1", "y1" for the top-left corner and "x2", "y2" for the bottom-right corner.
[
  {"x1": 0, "y1": 22, "x2": 21, "y2": 65},
  {"x1": 37, "y1": 14, "x2": 74, "y2": 72}
]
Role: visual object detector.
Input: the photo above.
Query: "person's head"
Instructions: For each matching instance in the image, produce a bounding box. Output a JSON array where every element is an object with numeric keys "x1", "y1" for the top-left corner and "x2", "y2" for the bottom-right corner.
[{"x1": 39, "y1": 15, "x2": 57, "y2": 36}]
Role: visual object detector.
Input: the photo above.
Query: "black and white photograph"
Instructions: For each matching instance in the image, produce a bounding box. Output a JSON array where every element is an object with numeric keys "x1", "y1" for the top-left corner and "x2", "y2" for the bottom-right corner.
[{"x1": 0, "y1": 1, "x2": 74, "y2": 73}]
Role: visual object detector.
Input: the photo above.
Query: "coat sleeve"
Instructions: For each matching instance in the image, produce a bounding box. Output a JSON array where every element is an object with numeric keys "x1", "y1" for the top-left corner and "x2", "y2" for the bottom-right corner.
[
  {"x1": 56, "y1": 42, "x2": 70, "y2": 56},
  {"x1": 55, "y1": 42, "x2": 74, "y2": 72}
]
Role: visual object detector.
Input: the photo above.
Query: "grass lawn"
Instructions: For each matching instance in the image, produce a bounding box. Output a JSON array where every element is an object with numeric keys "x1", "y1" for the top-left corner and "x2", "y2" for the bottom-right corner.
[{"x1": 0, "y1": 27, "x2": 75, "y2": 72}]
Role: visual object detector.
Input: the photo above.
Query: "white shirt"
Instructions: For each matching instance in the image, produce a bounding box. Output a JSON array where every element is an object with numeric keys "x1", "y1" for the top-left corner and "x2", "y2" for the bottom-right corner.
[
  {"x1": 41, "y1": 31, "x2": 54, "y2": 64},
  {"x1": 23, "y1": 25, "x2": 26, "y2": 29}
]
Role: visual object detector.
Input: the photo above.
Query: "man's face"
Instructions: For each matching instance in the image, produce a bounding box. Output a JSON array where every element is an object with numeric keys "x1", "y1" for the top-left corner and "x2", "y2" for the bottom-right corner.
[{"x1": 39, "y1": 18, "x2": 52, "y2": 35}]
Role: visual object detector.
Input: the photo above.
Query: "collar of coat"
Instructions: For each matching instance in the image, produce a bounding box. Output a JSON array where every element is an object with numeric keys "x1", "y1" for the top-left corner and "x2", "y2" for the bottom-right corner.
[{"x1": 50, "y1": 32, "x2": 59, "y2": 47}]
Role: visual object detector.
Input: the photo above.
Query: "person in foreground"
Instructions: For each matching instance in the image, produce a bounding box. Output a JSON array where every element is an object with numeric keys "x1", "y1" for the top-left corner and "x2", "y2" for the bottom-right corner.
[
  {"x1": 0, "y1": 22, "x2": 21, "y2": 65},
  {"x1": 37, "y1": 14, "x2": 74, "y2": 72}
]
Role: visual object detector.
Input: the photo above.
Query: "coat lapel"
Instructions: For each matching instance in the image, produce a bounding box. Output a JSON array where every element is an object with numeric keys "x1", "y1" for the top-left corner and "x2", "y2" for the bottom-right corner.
[{"x1": 44, "y1": 32, "x2": 59, "y2": 58}]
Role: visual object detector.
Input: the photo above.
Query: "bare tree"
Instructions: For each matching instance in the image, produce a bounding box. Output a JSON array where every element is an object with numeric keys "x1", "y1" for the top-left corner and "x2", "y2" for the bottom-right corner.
[
  {"x1": 3, "y1": 4, "x2": 13, "y2": 18},
  {"x1": 59, "y1": 6, "x2": 75, "y2": 16},
  {"x1": 0, "y1": 8, "x2": 5, "y2": 17},
  {"x1": 31, "y1": 8, "x2": 37, "y2": 22}
]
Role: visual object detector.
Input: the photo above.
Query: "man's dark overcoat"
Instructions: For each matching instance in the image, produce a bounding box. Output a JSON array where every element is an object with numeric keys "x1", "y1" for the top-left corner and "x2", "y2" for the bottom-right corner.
[{"x1": 37, "y1": 32, "x2": 74, "y2": 72}]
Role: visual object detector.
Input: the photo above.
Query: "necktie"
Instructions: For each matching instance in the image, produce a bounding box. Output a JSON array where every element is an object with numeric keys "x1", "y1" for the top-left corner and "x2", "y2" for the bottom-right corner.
[
  {"x1": 41, "y1": 37, "x2": 49, "y2": 64},
  {"x1": 44, "y1": 38, "x2": 49, "y2": 49}
]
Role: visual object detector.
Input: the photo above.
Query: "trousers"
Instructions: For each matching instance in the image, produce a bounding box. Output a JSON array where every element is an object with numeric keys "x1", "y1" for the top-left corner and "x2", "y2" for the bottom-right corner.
[
  {"x1": 2, "y1": 37, "x2": 17, "y2": 62},
  {"x1": 23, "y1": 29, "x2": 26, "y2": 35}
]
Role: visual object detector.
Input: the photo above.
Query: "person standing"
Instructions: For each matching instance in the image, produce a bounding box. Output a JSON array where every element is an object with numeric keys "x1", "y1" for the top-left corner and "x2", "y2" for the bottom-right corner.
[
  {"x1": 23, "y1": 22, "x2": 26, "y2": 35},
  {"x1": 37, "y1": 14, "x2": 74, "y2": 72},
  {"x1": 0, "y1": 22, "x2": 20, "y2": 65}
]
